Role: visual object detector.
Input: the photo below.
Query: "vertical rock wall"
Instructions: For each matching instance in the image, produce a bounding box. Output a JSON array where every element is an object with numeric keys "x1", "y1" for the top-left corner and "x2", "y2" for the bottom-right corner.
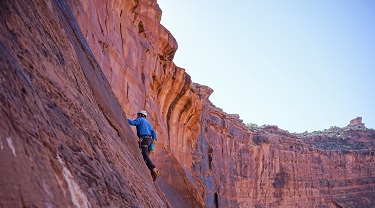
[
  {"x1": 196, "y1": 88, "x2": 375, "y2": 207},
  {"x1": 66, "y1": 0, "x2": 204, "y2": 206},
  {"x1": 67, "y1": 0, "x2": 375, "y2": 207},
  {"x1": 0, "y1": 0, "x2": 169, "y2": 207},
  {"x1": 67, "y1": 0, "x2": 202, "y2": 169},
  {"x1": 1, "y1": 0, "x2": 374, "y2": 207}
]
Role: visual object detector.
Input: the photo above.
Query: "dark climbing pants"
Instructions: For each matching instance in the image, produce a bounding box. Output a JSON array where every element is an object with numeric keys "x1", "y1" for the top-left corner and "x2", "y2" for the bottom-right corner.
[{"x1": 140, "y1": 136, "x2": 155, "y2": 170}]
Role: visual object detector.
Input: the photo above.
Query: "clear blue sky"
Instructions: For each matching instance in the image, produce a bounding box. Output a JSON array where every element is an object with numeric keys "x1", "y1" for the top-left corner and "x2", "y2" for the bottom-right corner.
[{"x1": 157, "y1": 0, "x2": 375, "y2": 133}]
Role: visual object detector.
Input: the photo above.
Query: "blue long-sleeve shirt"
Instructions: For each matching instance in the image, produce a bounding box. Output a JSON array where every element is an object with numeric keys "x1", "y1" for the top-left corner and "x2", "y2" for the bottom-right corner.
[{"x1": 128, "y1": 117, "x2": 157, "y2": 139}]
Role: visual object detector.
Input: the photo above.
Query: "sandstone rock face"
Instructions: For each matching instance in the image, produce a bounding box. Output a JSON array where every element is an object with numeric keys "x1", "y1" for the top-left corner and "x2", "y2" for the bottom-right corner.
[
  {"x1": 66, "y1": 0, "x2": 204, "y2": 206},
  {"x1": 296, "y1": 119, "x2": 375, "y2": 152},
  {"x1": 1, "y1": 0, "x2": 375, "y2": 207},
  {"x1": 0, "y1": 0, "x2": 168, "y2": 207},
  {"x1": 348, "y1": 116, "x2": 365, "y2": 128},
  {"x1": 194, "y1": 99, "x2": 375, "y2": 207}
]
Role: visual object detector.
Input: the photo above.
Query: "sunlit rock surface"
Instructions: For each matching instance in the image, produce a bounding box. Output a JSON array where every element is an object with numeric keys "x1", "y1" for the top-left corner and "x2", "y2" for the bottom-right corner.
[
  {"x1": 1, "y1": 0, "x2": 374, "y2": 207},
  {"x1": 0, "y1": 0, "x2": 169, "y2": 207}
]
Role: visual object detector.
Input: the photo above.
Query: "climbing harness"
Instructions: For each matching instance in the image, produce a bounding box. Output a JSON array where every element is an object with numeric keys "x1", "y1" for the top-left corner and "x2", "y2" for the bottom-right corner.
[{"x1": 139, "y1": 136, "x2": 155, "y2": 152}]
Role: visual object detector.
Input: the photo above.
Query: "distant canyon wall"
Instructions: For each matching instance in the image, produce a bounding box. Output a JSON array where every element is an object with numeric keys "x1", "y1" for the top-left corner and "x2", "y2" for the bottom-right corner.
[{"x1": 197, "y1": 99, "x2": 375, "y2": 207}]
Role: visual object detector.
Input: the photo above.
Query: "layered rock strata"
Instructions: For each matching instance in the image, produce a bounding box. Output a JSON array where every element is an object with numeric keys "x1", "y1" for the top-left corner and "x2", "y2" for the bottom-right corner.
[
  {"x1": 69, "y1": 0, "x2": 375, "y2": 207},
  {"x1": 196, "y1": 93, "x2": 375, "y2": 207},
  {"x1": 66, "y1": 0, "x2": 204, "y2": 206},
  {"x1": 1, "y1": 0, "x2": 375, "y2": 207}
]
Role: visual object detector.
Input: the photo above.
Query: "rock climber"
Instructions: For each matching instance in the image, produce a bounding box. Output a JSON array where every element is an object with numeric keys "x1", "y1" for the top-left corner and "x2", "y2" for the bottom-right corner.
[{"x1": 128, "y1": 110, "x2": 161, "y2": 181}]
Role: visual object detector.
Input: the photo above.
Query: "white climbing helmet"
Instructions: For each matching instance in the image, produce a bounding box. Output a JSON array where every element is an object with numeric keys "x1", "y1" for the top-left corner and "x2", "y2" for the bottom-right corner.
[{"x1": 137, "y1": 110, "x2": 147, "y2": 117}]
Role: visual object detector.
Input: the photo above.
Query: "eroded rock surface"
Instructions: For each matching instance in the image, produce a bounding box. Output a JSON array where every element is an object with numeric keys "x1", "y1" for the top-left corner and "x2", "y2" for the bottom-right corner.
[
  {"x1": 1, "y1": 0, "x2": 374, "y2": 207},
  {"x1": 0, "y1": 0, "x2": 168, "y2": 207},
  {"x1": 195, "y1": 101, "x2": 375, "y2": 207}
]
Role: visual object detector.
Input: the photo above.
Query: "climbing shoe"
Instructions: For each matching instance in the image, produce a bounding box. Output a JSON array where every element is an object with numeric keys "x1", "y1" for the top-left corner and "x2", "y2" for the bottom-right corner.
[{"x1": 151, "y1": 169, "x2": 161, "y2": 181}]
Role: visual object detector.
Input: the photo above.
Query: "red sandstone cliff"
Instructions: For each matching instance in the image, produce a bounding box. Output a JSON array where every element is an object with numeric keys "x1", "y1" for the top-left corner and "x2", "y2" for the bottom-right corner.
[
  {"x1": 1, "y1": 0, "x2": 374, "y2": 207},
  {"x1": 0, "y1": 0, "x2": 169, "y2": 207}
]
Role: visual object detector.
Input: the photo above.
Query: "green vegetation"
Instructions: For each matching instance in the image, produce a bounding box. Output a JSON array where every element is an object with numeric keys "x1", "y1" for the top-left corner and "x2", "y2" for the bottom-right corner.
[
  {"x1": 246, "y1": 123, "x2": 373, "y2": 151},
  {"x1": 246, "y1": 123, "x2": 259, "y2": 130},
  {"x1": 246, "y1": 123, "x2": 274, "y2": 131},
  {"x1": 293, "y1": 125, "x2": 373, "y2": 151}
]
